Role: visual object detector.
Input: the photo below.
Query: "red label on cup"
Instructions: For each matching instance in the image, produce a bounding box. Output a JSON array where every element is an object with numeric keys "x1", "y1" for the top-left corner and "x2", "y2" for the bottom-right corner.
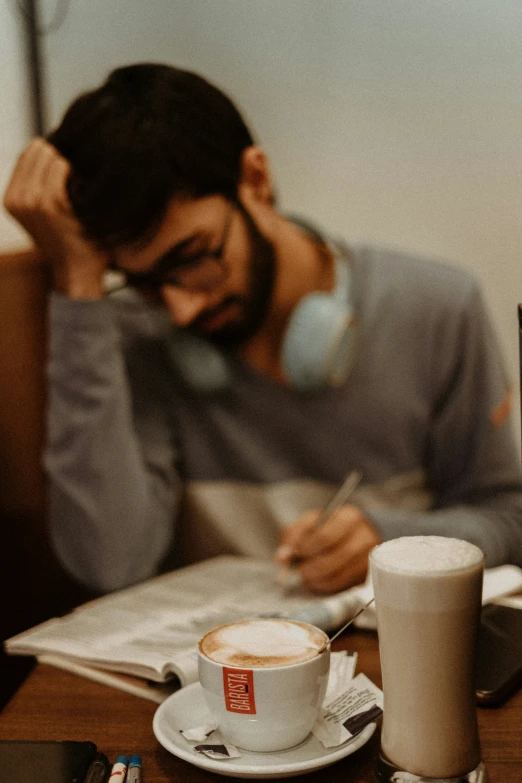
[{"x1": 223, "y1": 667, "x2": 256, "y2": 714}]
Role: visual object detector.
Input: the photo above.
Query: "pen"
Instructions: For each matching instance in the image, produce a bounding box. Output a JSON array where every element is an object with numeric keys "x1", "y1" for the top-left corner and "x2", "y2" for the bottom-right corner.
[
  {"x1": 277, "y1": 469, "x2": 363, "y2": 584},
  {"x1": 127, "y1": 754, "x2": 142, "y2": 783},
  {"x1": 84, "y1": 751, "x2": 111, "y2": 783},
  {"x1": 108, "y1": 755, "x2": 128, "y2": 782},
  {"x1": 305, "y1": 469, "x2": 363, "y2": 533}
]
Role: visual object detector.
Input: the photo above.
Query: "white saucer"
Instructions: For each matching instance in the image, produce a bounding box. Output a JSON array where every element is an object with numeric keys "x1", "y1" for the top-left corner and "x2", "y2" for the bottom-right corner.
[{"x1": 153, "y1": 681, "x2": 376, "y2": 779}]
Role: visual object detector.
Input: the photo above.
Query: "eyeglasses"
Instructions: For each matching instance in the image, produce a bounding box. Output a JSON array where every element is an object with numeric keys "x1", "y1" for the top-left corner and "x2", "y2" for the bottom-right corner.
[{"x1": 109, "y1": 202, "x2": 236, "y2": 295}]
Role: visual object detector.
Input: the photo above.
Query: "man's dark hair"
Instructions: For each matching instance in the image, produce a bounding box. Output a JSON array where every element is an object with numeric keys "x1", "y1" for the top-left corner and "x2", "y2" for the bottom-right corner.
[{"x1": 48, "y1": 63, "x2": 255, "y2": 248}]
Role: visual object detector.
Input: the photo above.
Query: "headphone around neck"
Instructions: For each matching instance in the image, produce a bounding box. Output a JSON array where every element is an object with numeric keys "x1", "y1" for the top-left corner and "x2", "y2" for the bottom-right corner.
[{"x1": 168, "y1": 219, "x2": 356, "y2": 392}]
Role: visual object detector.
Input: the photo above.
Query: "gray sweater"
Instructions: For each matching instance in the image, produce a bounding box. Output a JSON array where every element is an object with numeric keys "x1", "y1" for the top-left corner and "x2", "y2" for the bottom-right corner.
[{"x1": 45, "y1": 243, "x2": 522, "y2": 592}]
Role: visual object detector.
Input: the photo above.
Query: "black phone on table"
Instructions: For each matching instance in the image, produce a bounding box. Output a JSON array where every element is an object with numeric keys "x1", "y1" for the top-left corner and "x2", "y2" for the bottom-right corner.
[
  {"x1": 0, "y1": 739, "x2": 97, "y2": 783},
  {"x1": 476, "y1": 603, "x2": 522, "y2": 706}
]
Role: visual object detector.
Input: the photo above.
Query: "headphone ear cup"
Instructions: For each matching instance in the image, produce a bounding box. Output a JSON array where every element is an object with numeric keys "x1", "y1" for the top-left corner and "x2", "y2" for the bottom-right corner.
[
  {"x1": 327, "y1": 310, "x2": 356, "y2": 387},
  {"x1": 281, "y1": 293, "x2": 355, "y2": 389}
]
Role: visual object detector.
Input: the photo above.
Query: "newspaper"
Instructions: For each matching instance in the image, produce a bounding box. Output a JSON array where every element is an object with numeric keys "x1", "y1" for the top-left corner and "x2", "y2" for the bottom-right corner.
[
  {"x1": 4, "y1": 557, "x2": 368, "y2": 689},
  {"x1": 5, "y1": 556, "x2": 521, "y2": 698}
]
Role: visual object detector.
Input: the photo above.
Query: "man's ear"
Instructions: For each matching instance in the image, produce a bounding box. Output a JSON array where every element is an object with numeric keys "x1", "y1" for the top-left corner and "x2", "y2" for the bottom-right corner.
[{"x1": 238, "y1": 146, "x2": 274, "y2": 206}]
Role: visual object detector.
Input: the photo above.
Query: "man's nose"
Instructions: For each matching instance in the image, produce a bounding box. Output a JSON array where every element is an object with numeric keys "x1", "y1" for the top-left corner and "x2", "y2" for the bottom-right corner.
[{"x1": 160, "y1": 285, "x2": 209, "y2": 327}]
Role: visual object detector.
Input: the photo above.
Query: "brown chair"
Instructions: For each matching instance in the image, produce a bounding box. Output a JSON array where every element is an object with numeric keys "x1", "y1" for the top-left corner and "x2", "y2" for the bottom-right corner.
[{"x1": 0, "y1": 248, "x2": 92, "y2": 708}]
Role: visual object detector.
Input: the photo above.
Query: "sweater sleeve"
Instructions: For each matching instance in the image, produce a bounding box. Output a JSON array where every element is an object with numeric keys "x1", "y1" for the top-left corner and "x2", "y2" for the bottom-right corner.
[
  {"x1": 45, "y1": 293, "x2": 181, "y2": 593},
  {"x1": 367, "y1": 281, "x2": 522, "y2": 567}
]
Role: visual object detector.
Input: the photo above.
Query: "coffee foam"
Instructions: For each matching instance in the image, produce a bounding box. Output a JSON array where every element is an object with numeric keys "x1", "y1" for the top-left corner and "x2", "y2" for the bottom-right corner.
[
  {"x1": 372, "y1": 536, "x2": 484, "y2": 574},
  {"x1": 199, "y1": 618, "x2": 326, "y2": 668}
]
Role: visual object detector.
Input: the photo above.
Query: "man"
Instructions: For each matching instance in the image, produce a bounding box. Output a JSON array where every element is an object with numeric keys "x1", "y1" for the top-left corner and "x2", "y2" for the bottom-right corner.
[{"x1": 4, "y1": 63, "x2": 522, "y2": 594}]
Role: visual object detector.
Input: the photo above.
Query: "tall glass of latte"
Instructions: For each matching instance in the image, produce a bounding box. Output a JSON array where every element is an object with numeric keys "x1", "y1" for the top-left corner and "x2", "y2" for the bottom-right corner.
[
  {"x1": 371, "y1": 536, "x2": 488, "y2": 782},
  {"x1": 198, "y1": 618, "x2": 330, "y2": 752}
]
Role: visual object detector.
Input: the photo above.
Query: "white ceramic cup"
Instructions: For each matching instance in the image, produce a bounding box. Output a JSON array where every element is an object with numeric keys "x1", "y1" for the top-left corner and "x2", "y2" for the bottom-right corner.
[{"x1": 197, "y1": 618, "x2": 330, "y2": 752}]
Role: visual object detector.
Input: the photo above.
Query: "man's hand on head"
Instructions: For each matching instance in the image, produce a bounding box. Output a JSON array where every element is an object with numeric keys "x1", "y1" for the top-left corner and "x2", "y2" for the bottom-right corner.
[
  {"x1": 275, "y1": 504, "x2": 381, "y2": 593},
  {"x1": 3, "y1": 138, "x2": 109, "y2": 299}
]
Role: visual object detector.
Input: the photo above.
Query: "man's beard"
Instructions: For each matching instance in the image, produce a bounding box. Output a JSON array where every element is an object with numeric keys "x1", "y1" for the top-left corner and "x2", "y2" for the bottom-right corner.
[{"x1": 187, "y1": 205, "x2": 276, "y2": 348}]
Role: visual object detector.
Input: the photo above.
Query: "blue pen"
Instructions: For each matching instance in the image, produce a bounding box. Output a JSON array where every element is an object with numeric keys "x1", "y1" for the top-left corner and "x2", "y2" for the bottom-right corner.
[{"x1": 127, "y1": 754, "x2": 142, "y2": 783}]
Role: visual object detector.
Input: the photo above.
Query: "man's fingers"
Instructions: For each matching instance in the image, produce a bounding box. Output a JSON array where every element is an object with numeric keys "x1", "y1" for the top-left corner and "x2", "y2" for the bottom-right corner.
[
  {"x1": 4, "y1": 139, "x2": 61, "y2": 217},
  {"x1": 297, "y1": 516, "x2": 381, "y2": 593},
  {"x1": 297, "y1": 538, "x2": 362, "y2": 591},
  {"x1": 294, "y1": 505, "x2": 360, "y2": 559},
  {"x1": 5, "y1": 139, "x2": 44, "y2": 195},
  {"x1": 275, "y1": 511, "x2": 321, "y2": 563},
  {"x1": 300, "y1": 557, "x2": 367, "y2": 594},
  {"x1": 45, "y1": 155, "x2": 72, "y2": 213},
  {"x1": 276, "y1": 505, "x2": 365, "y2": 566},
  {"x1": 6, "y1": 139, "x2": 50, "y2": 192},
  {"x1": 23, "y1": 139, "x2": 56, "y2": 193}
]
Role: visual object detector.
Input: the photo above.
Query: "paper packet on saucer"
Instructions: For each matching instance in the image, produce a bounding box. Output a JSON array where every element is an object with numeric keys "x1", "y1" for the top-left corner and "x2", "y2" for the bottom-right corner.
[
  {"x1": 312, "y1": 673, "x2": 383, "y2": 748},
  {"x1": 324, "y1": 650, "x2": 358, "y2": 701},
  {"x1": 180, "y1": 725, "x2": 241, "y2": 759}
]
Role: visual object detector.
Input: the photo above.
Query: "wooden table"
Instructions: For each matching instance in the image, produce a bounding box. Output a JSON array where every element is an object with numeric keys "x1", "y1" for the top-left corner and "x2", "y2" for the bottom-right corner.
[{"x1": 0, "y1": 629, "x2": 520, "y2": 782}]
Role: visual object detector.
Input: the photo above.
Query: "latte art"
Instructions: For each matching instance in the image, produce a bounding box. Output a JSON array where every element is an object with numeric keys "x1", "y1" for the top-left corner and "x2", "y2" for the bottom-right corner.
[{"x1": 199, "y1": 618, "x2": 327, "y2": 668}]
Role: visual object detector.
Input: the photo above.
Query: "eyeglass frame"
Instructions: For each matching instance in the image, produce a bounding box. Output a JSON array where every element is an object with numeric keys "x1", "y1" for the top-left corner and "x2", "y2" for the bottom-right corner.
[{"x1": 108, "y1": 200, "x2": 237, "y2": 295}]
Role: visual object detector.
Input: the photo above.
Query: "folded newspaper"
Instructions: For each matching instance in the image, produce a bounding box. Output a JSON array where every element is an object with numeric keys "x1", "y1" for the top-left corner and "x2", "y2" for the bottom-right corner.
[{"x1": 5, "y1": 556, "x2": 522, "y2": 702}]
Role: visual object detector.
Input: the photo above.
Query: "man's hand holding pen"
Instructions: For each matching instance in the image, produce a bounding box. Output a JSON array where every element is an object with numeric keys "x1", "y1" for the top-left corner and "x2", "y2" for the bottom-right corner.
[
  {"x1": 275, "y1": 470, "x2": 381, "y2": 593},
  {"x1": 275, "y1": 504, "x2": 381, "y2": 593}
]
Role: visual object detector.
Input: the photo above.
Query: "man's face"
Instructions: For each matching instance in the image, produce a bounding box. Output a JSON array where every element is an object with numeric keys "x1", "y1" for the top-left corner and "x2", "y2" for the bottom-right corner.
[{"x1": 112, "y1": 195, "x2": 276, "y2": 347}]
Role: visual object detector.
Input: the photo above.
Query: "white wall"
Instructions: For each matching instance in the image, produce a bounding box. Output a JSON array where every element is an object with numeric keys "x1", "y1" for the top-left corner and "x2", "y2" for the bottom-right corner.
[
  {"x1": 3, "y1": 1, "x2": 522, "y2": 435},
  {"x1": 0, "y1": 1, "x2": 33, "y2": 249}
]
